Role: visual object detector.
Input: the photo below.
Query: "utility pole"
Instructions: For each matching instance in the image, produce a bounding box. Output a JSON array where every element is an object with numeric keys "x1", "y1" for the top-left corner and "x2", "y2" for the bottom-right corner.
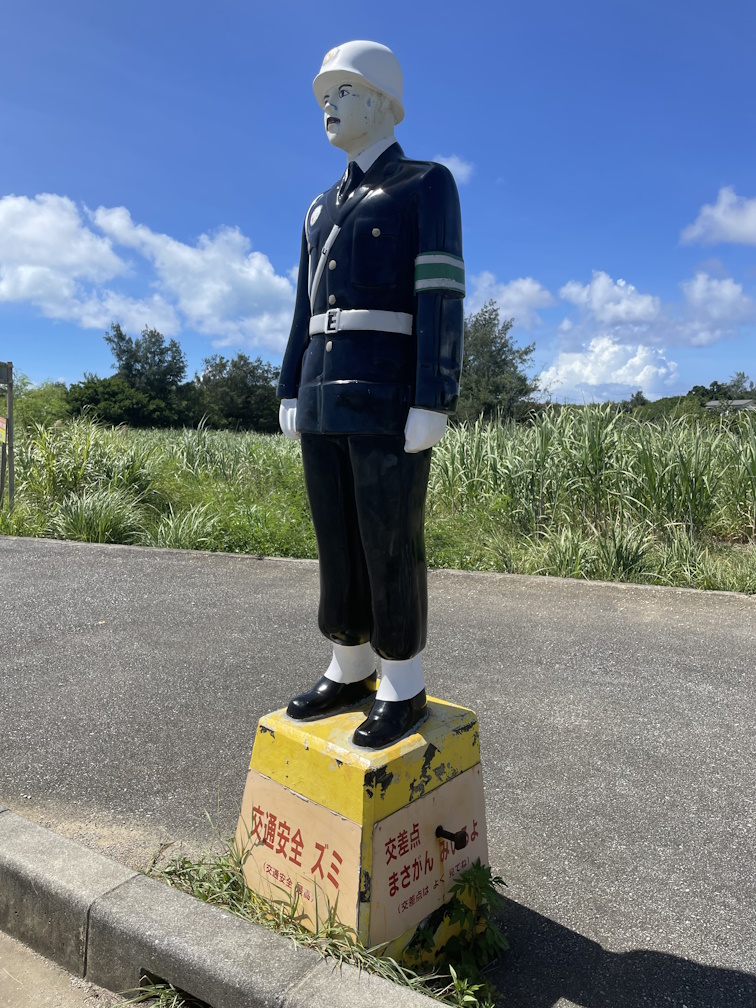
[{"x1": 0, "y1": 361, "x2": 13, "y2": 511}]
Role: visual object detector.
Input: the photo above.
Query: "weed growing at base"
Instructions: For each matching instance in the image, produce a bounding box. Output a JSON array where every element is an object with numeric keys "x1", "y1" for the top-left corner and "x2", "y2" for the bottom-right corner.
[
  {"x1": 2, "y1": 408, "x2": 755, "y2": 592},
  {"x1": 120, "y1": 981, "x2": 208, "y2": 1007},
  {"x1": 124, "y1": 839, "x2": 506, "y2": 1008}
]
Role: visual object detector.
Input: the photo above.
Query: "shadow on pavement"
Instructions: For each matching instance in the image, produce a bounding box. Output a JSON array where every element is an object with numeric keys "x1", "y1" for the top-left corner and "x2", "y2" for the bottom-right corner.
[{"x1": 488, "y1": 897, "x2": 756, "y2": 1008}]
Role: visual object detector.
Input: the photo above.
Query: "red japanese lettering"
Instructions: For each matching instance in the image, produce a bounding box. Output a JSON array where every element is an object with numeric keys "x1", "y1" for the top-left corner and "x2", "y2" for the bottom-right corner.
[
  {"x1": 252, "y1": 805, "x2": 265, "y2": 843},
  {"x1": 385, "y1": 836, "x2": 398, "y2": 864},
  {"x1": 389, "y1": 872, "x2": 399, "y2": 897},
  {"x1": 412, "y1": 857, "x2": 422, "y2": 881},
  {"x1": 424, "y1": 851, "x2": 434, "y2": 874},
  {"x1": 276, "y1": 820, "x2": 290, "y2": 856},
  {"x1": 327, "y1": 849, "x2": 342, "y2": 889},
  {"x1": 289, "y1": 828, "x2": 304, "y2": 867},
  {"x1": 440, "y1": 839, "x2": 451, "y2": 862},
  {"x1": 397, "y1": 829, "x2": 409, "y2": 857},
  {"x1": 400, "y1": 865, "x2": 411, "y2": 889},
  {"x1": 470, "y1": 820, "x2": 479, "y2": 841},
  {"x1": 264, "y1": 813, "x2": 277, "y2": 850},
  {"x1": 410, "y1": 823, "x2": 420, "y2": 850},
  {"x1": 311, "y1": 841, "x2": 326, "y2": 878}
]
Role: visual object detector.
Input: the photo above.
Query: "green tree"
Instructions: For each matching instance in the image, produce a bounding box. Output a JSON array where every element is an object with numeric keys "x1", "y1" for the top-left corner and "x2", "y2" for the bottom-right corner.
[
  {"x1": 11, "y1": 375, "x2": 70, "y2": 428},
  {"x1": 456, "y1": 302, "x2": 538, "y2": 422},
  {"x1": 687, "y1": 374, "x2": 756, "y2": 402},
  {"x1": 628, "y1": 389, "x2": 649, "y2": 408},
  {"x1": 689, "y1": 379, "x2": 731, "y2": 403},
  {"x1": 616, "y1": 389, "x2": 650, "y2": 412},
  {"x1": 67, "y1": 323, "x2": 190, "y2": 426},
  {"x1": 632, "y1": 395, "x2": 708, "y2": 422},
  {"x1": 172, "y1": 379, "x2": 204, "y2": 427},
  {"x1": 67, "y1": 374, "x2": 175, "y2": 427},
  {"x1": 195, "y1": 353, "x2": 280, "y2": 432},
  {"x1": 104, "y1": 323, "x2": 187, "y2": 401},
  {"x1": 726, "y1": 371, "x2": 756, "y2": 397}
]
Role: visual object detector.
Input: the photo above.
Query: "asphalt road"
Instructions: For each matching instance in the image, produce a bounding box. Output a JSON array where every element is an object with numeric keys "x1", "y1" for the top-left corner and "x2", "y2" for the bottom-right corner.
[{"x1": 1, "y1": 535, "x2": 755, "y2": 1008}]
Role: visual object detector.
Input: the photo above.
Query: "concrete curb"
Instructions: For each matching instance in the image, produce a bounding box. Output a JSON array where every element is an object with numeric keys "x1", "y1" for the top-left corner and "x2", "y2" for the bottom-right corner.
[{"x1": 0, "y1": 806, "x2": 441, "y2": 1008}]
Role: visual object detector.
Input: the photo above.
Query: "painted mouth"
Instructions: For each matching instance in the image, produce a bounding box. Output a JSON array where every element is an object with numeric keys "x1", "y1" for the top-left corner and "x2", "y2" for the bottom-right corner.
[{"x1": 326, "y1": 116, "x2": 340, "y2": 129}]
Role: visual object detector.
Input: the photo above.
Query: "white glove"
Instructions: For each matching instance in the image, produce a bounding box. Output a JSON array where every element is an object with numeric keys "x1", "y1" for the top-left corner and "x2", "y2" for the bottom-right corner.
[
  {"x1": 278, "y1": 398, "x2": 301, "y2": 440},
  {"x1": 404, "y1": 407, "x2": 448, "y2": 453}
]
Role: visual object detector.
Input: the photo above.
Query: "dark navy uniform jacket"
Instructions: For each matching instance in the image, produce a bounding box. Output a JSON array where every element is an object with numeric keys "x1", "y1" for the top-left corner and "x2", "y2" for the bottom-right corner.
[{"x1": 276, "y1": 143, "x2": 465, "y2": 435}]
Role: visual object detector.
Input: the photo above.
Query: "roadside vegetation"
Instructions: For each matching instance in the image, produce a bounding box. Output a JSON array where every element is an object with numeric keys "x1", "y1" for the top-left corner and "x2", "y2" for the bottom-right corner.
[
  {"x1": 1, "y1": 406, "x2": 755, "y2": 593},
  {"x1": 3, "y1": 311, "x2": 755, "y2": 591},
  {"x1": 116, "y1": 840, "x2": 506, "y2": 1008}
]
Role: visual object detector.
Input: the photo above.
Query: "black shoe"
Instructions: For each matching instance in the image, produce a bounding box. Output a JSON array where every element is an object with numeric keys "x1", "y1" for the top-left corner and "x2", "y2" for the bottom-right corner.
[
  {"x1": 352, "y1": 690, "x2": 428, "y2": 749},
  {"x1": 286, "y1": 675, "x2": 377, "y2": 720}
]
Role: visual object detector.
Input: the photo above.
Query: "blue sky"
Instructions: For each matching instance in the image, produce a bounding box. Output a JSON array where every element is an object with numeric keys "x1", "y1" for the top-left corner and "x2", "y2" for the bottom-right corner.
[{"x1": 1, "y1": 0, "x2": 755, "y2": 402}]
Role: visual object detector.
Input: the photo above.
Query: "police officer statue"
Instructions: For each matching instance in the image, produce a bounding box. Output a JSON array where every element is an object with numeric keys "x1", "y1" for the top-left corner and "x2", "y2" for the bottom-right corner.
[{"x1": 277, "y1": 40, "x2": 464, "y2": 749}]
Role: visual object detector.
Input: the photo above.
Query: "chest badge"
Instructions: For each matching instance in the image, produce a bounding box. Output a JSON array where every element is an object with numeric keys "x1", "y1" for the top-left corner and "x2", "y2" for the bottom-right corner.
[{"x1": 309, "y1": 205, "x2": 323, "y2": 226}]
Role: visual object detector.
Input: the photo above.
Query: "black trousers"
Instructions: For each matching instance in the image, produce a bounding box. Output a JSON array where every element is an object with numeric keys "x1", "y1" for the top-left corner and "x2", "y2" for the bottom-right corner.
[{"x1": 300, "y1": 433, "x2": 432, "y2": 661}]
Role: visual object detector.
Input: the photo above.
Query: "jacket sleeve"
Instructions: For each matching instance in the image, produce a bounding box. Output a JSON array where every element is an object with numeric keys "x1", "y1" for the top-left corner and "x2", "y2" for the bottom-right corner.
[
  {"x1": 413, "y1": 163, "x2": 465, "y2": 414},
  {"x1": 276, "y1": 226, "x2": 311, "y2": 400}
]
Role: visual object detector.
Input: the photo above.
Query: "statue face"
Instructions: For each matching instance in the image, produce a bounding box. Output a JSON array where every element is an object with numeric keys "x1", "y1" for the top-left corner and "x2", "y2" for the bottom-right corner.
[{"x1": 322, "y1": 82, "x2": 385, "y2": 155}]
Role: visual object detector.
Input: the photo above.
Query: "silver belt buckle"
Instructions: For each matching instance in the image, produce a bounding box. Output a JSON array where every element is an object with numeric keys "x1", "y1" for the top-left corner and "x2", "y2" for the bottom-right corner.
[{"x1": 325, "y1": 308, "x2": 340, "y2": 333}]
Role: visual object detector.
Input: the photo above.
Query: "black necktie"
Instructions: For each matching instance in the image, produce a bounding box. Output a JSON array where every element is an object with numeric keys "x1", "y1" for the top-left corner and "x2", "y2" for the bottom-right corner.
[{"x1": 338, "y1": 162, "x2": 364, "y2": 203}]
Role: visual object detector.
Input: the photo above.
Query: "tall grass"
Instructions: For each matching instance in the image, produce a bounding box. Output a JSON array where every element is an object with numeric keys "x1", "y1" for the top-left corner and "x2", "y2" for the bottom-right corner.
[{"x1": 2, "y1": 409, "x2": 755, "y2": 592}]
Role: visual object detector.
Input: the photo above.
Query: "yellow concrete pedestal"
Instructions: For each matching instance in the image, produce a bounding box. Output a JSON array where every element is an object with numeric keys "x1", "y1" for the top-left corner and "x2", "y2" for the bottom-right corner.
[{"x1": 235, "y1": 697, "x2": 488, "y2": 962}]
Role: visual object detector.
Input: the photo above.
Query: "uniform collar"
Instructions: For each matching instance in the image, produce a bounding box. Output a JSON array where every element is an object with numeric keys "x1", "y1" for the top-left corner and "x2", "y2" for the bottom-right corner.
[
  {"x1": 352, "y1": 135, "x2": 398, "y2": 173},
  {"x1": 325, "y1": 141, "x2": 404, "y2": 225}
]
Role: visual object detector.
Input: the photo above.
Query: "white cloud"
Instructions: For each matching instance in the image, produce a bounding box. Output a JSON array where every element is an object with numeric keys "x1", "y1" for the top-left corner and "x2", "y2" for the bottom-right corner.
[
  {"x1": 0, "y1": 192, "x2": 296, "y2": 353},
  {"x1": 560, "y1": 271, "x2": 660, "y2": 325},
  {"x1": 554, "y1": 266, "x2": 756, "y2": 353},
  {"x1": 671, "y1": 272, "x2": 756, "y2": 347},
  {"x1": 92, "y1": 206, "x2": 295, "y2": 349},
  {"x1": 538, "y1": 336, "x2": 679, "y2": 400},
  {"x1": 681, "y1": 271, "x2": 755, "y2": 322},
  {"x1": 681, "y1": 187, "x2": 756, "y2": 246},
  {"x1": 0, "y1": 194, "x2": 180, "y2": 334},
  {"x1": 60, "y1": 291, "x2": 181, "y2": 336},
  {"x1": 466, "y1": 268, "x2": 679, "y2": 399},
  {"x1": 0, "y1": 194, "x2": 125, "y2": 281},
  {"x1": 467, "y1": 271, "x2": 553, "y2": 328},
  {"x1": 433, "y1": 155, "x2": 474, "y2": 185},
  {"x1": 539, "y1": 266, "x2": 754, "y2": 399},
  {"x1": 466, "y1": 267, "x2": 681, "y2": 400}
]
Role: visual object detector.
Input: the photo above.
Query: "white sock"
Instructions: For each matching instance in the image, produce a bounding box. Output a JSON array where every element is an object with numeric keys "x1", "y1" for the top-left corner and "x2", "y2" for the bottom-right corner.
[
  {"x1": 324, "y1": 642, "x2": 375, "y2": 684},
  {"x1": 376, "y1": 653, "x2": 425, "y2": 702}
]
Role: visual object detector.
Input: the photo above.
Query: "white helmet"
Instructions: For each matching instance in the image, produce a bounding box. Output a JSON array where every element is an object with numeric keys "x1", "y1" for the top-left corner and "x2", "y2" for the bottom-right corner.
[{"x1": 313, "y1": 40, "x2": 405, "y2": 125}]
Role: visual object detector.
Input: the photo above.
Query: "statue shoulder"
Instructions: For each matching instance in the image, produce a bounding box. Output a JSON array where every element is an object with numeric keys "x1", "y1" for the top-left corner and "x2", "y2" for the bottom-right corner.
[{"x1": 393, "y1": 156, "x2": 458, "y2": 194}]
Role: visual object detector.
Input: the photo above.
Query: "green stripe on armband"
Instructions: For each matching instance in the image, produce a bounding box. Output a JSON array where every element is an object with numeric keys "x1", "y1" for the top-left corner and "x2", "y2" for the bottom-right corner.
[{"x1": 414, "y1": 252, "x2": 465, "y2": 295}]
